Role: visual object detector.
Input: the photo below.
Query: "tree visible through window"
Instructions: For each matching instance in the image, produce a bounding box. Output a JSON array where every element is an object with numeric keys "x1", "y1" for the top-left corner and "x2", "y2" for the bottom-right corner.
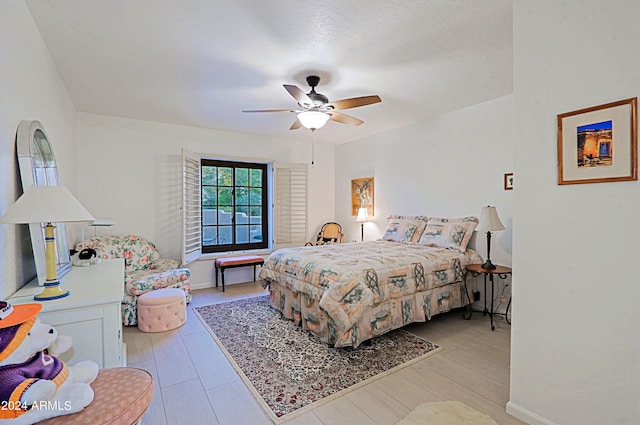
[{"x1": 201, "y1": 159, "x2": 268, "y2": 253}]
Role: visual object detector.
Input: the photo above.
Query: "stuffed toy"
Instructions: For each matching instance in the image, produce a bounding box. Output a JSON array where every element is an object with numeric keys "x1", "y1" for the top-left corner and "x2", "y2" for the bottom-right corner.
[{"x1": 0, "y1": 302, "x2": 99, "y2": 424}]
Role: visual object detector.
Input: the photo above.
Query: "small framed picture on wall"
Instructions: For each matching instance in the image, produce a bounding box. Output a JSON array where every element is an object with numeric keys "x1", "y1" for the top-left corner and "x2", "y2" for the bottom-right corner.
[{"x1": 504, "y1": 173, "x2": 513, "y2": 190}]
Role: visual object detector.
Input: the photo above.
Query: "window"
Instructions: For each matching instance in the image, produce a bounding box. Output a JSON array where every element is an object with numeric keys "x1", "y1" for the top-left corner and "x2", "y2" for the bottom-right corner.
[
  {"x1": 201, "y1": 159, "x2": 268, "y2": 253},
  {"x1": 181, "y1": 149, "x2": 307, "y2": 264}
]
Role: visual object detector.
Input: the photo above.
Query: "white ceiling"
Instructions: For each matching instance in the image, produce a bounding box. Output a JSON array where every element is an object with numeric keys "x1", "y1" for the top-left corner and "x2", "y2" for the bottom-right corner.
[{"x1": 26, "y1": 0, "x2": 513, "y2": 145}]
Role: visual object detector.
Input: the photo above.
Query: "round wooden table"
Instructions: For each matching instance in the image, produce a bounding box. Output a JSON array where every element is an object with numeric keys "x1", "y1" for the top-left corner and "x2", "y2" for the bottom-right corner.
[{"x1": 465, "y1": 264, "x2": 512, "y2": 330}]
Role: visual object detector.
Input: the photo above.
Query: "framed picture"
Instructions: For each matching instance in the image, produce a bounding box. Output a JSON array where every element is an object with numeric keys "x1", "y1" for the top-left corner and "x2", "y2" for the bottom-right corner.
[
  {"x1": 557, "y1": 97, "x2": 637, "y2": 185},
  {"x1": 351, "y1": 177, "x2": 374, "y2": 216},
  {"x1": 504, "y1": 173, "x2": 513, "y2": 190}
]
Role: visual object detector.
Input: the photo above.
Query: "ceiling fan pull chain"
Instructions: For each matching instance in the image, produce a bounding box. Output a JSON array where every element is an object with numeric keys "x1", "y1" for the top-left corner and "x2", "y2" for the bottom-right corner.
[{"x1": 311, "y1": 133, "x2": 315, "y2": 167}]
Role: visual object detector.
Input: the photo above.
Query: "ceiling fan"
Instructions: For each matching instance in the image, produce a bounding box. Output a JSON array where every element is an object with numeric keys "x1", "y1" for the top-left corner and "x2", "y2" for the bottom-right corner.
[{"x1": 243, "y1": 75, "x2": 382, "y2": 131}]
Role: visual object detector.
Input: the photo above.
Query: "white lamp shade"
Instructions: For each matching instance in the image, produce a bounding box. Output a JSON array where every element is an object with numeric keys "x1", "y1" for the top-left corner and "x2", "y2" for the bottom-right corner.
[
  {"x1": 297, "y1": 111, "x2": 330, "y2": 130},
  {"x1": 0, "y1": 185, "x2": 95, "y2": 224},
  {"x1": 476, "y1": 206, "x2": 505, "y2": 232},
  {"x1": 89, "y1": 218, "x2": 115, "y2": 226},
  {"x1": 356, "y1": 207, "x2": 369, "y2": 222}
]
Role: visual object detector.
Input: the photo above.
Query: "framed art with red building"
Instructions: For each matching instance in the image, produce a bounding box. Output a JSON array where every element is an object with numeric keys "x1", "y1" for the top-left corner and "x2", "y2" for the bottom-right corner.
[{"x1": 557, "y1": 97, "x2": 637, "y2": 185}]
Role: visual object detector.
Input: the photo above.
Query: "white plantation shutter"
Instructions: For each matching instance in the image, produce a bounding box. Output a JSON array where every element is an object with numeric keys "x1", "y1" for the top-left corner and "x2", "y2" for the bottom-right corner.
[
  {"x1": 182, "y1": 148, "x2": 202, "y2": 264},
  {"x1": 273, "y1": 163, "x2": 308, "y2": 249}
]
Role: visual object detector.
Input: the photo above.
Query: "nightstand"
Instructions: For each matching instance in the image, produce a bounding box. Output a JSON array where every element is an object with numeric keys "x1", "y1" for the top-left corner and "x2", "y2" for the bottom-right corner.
[
  {"x1": 8, "y1": 259, "x2": 126, "y2": 367},
  {"x1": 465, "y1": 263, "x2": 512, "y2": 331}
]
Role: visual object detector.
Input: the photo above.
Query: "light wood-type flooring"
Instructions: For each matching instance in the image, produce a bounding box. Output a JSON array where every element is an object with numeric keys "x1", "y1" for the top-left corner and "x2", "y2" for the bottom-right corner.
[{"x1": 124, "y1": 282, "x2": 525, "y2": 425}]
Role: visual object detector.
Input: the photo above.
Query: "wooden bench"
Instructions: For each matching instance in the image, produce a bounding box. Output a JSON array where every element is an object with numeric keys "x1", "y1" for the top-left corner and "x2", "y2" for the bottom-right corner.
[{"x1": 215, "y1": 255, "x2": 264, "y2": 292}]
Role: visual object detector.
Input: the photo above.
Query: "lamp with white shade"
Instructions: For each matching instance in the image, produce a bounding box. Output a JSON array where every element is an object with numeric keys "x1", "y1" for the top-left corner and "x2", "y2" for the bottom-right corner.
[
  {"x1": 475, "y1": 205, "x2": 505, "y2": 270},
  {"x1": 356, "y1": 207, "x2": 369, "y2": 242},
  {"x1": 297, "y1": 111, "x2": 330, "y2": 130},
  {"x1": 0, "y1": 185, "x2": 95, "y2": 300}
]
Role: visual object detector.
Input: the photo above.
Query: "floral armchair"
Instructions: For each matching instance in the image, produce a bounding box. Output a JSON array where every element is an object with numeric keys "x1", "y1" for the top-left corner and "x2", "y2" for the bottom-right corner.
[{"x1": 76, "y1": 235, "x2": 192, "y2": 325}]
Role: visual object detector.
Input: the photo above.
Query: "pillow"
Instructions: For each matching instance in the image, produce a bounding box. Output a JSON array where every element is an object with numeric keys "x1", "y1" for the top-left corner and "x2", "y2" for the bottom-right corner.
[
  {"x1": 381, "y1": 215, "x2": 429, "y2": 243},
  {"x1": 316, "y1": 236, "x2": 339, "y2": 245},
  {"x1": 418, "y1": 216, "x2": 478, "y2": 252}
]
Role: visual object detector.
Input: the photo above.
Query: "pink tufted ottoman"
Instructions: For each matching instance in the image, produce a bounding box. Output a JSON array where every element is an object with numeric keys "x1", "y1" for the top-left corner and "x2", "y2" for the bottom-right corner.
[{"x1": 137, "y1": 288, "x2": 187, "y2": 332}]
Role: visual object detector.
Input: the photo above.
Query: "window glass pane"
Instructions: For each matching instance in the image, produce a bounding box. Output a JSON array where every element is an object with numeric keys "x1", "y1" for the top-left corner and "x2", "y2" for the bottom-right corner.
[
  {"x1": 235, "y1": 207, "x2": 249, "y2": 224},
  {"x1": 236, "y1": 225, "x2": 250, "y2": 244},
  {"x1": 250, "y1": 188, "x2": 262, "y2": 204},
  {"x1": 249, "y1": 206, "x2": 262, "y2": 222},
  {"x1": 218, "y1": 226, "x2": 232, "y2": 244},
  {"x1": 217, "y1": 207, "x2": 232, "y2": 224},
  {"x1": 218, "y1": 167, "x2": 232, "y2": 186},
  {"x1": 217, "y1": 187, "x2": 232, "y2": 206},
  {"x1": 235, "y1": 168, "x2": 249, "y2": 186},
  {"x1": 202, "y1": 227, "x2": 218, "y2": 246},
  {"x1": 202, "y1": 166, "x2": 217, "y2": 185},
  {"x1": 202, "y1": 208, "x2": 217, "y2": 225},
  {"x1": 236, "y1": 187, "x2": 248, "y2": 205},
  {"x1": 250, "y1": 225, "x2": 262, "y2": 242},
  {"x1": 250, "y1": 169, "x2": 262, "y2": 187},
  {"x1": 202, "y1": 187, "x2": 217, "y2": 206}
]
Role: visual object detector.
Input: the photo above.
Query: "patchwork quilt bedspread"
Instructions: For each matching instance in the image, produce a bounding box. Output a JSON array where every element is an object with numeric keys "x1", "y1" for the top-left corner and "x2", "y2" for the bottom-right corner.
[{"x1": 259, "y1": 240, "x2": 482, "y2": 334}]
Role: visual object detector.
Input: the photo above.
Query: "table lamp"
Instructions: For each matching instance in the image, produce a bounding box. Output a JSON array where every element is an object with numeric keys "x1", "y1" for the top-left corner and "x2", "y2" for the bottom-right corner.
[
  {"x1": 475, "y1": 205, "x2": 505, "y2": 269},
  {"x1": 356, "y1": 207, "x2": 369, "y2": 242},
  {"x1": 0, "y1": 185, "x2": 95, "y2": 300}
]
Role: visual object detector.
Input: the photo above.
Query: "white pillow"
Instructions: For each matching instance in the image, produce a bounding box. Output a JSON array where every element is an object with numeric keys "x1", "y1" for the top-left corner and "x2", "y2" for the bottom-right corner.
[
  {"x1": 418, "y1": 216, "x2": 478, "y2": 252},
  {"x1": 381, "y1": 215, "x2": 429, "y2": 243}
]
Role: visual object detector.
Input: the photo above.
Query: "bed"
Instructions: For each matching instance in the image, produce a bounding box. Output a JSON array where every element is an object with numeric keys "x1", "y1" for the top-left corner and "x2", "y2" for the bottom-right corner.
[{"x1": 259, "y1": 215, "x2": 482, "y2": 347}]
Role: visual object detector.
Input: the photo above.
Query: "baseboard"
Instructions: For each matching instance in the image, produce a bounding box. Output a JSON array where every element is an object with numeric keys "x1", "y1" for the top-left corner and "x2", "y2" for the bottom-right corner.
[
  {"x1": 506, "y1": 401, "x2": 558, "y2": 425},
  {"x1": 190, "y1": 281, "x2": 213, "y2": 291},
  {"x1": 189, "y1": 280, "x2": 260, "y2": 291}
]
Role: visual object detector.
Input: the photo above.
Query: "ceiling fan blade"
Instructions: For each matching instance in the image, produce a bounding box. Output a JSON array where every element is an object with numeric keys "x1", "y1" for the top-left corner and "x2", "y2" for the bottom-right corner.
[
  {"x1": 326, "y1": 95, "x2": 381, "y2": 110},
  {"x1": 289, "y1": 119, "x2": 301, "y2": 130},
  {"x1": 328, "y1": 111, "x2": 364, "y2": 126},
  {"x1": 283, "y1": 85, "x2": 313, "y2": 107},
  {"x1": 242, "y1": 109, "x2": 294, "y2": 113}
]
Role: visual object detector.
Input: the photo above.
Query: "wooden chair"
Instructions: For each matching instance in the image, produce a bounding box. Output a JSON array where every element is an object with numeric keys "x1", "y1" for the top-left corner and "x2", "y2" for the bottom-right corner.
[{"x1": 305, "y1": 222, "x2": 344, "y2": 246}]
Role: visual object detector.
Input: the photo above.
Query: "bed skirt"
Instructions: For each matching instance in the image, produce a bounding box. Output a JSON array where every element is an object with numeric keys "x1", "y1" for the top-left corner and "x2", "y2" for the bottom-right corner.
[{"x1": 263, "y1": 278, "x2": 470, "y2": 348}]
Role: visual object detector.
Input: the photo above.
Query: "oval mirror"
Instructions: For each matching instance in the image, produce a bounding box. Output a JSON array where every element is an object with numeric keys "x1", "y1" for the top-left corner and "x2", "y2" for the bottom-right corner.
[{"x1": 16, "y1": 120, "x2": 72, "y2": 284}]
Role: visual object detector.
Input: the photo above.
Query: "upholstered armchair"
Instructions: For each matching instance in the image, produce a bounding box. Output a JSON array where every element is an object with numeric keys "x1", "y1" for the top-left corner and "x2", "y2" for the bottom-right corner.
[{"x1": 76, "y1": 235, "x2": 192, "y2": 325}]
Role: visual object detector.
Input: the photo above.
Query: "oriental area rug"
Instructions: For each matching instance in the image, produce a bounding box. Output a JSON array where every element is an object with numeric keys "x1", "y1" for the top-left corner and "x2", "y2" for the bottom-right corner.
[{"x1": 195, "y1": 296, "x2": 441, "y2": 423}]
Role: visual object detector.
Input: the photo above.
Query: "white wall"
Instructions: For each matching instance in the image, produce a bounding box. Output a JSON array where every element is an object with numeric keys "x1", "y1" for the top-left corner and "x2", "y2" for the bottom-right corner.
[
  {"x1": 76, "y1": 113, "x2": 335, "y2": 288},
  {"x1": 509, "y1": 1, "x2": 640, "y2": 424},
  {"x1": 0, "y1": 1, "x2": 78, "y2": 299},
  {"x1": 335, "y1": 95, "x2": 514, "y2": 307}
]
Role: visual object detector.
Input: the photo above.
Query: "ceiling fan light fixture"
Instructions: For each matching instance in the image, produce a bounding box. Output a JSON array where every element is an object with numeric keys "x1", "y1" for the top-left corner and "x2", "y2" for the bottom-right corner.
[{"x1": 297, "y1": 110, "x2": 330, "y2": 130}]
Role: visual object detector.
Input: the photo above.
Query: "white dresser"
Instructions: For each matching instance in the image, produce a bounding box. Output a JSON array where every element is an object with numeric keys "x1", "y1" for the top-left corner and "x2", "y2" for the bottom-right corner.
[{"x1": 8, "y1": 259, "x2": 126, "y2": 368}]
